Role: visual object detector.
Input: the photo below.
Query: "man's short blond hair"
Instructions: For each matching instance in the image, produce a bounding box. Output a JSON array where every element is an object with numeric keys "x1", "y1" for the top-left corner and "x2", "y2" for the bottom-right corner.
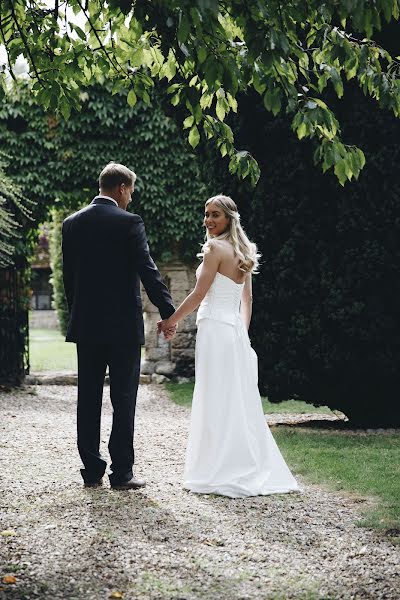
[{"x1": 99, "y1": 162, "x2": 136, "y2": 190}]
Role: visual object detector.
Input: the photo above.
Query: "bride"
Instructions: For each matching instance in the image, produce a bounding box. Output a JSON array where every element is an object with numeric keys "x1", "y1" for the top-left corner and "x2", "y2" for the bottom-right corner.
[{"x1": 158, "y1": 194, "x2": 301, "y2": 498}]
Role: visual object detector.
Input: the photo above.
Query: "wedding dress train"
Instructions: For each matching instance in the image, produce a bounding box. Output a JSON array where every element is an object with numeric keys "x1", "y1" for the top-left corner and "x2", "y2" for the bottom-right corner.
[{"x1": 183, "y1": 265, "x2": 301, "y2": 498}]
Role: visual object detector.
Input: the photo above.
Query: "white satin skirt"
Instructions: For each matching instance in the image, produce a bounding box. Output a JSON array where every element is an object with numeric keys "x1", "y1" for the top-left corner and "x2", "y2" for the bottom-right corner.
[{"x1": 183, "y1": 318, "x2": 301, "y2": 498}]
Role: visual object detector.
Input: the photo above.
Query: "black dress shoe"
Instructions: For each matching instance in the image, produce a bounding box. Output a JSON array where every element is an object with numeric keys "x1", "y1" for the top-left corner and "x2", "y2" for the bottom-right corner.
[
  {"x1": 84, "y1": 478, "x2": 103, "y2": 488},
  {"x1": 111, "y1": 476, "x2": 146, "y2": 490}
]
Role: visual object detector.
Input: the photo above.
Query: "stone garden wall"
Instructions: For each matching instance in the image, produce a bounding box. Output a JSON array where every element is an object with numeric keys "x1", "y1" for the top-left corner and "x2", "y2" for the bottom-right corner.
[{"x1": 141, "y1": 261, "x2": 197, "y2": 384}]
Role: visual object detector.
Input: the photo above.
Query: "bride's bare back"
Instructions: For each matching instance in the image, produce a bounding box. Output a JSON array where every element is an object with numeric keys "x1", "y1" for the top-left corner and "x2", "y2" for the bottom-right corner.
[{"x1": 211, "y1": 238, "x2": 247, "y2": 284}]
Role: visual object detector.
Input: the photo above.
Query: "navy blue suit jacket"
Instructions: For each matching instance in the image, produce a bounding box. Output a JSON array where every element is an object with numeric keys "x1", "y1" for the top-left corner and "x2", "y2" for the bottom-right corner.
[{"x1": 62, "y1": 197, "x2": 175, "y2": 344}]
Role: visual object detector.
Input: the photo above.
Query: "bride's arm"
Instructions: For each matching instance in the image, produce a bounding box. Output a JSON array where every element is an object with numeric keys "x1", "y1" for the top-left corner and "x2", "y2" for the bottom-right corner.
[
  {"x1": 160, "y1": 243, "x2": 221, "y2": 330},
  {"x1": 240, "y1": 273, "x2": 253, "y2": 330}
]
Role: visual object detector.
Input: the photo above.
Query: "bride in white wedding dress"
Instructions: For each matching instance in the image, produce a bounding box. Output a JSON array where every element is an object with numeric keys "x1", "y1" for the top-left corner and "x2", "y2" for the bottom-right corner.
[{"x1": 158, "y1": 194, "x2": 301, "y2": 498}]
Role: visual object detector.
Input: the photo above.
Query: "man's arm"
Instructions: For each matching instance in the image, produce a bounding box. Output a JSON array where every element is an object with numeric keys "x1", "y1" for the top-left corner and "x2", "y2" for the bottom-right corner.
[
  {"x1": 61, "y1": 220, "x2": 74, "y2": 313},
  {"x1": 128, "y1": 215, "x2": 175, "y2": 319}
]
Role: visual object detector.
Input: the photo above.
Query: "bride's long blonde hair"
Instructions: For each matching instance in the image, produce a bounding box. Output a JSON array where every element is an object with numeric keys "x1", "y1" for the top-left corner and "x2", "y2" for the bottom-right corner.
[{"x1": 198, "y1": 194, "x2": 260, "y2": 273}]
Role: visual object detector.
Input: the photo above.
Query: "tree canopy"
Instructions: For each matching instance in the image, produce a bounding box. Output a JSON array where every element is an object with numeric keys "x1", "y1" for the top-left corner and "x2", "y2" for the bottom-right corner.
[{"x1": 2, "y1": 0, "x2": 400, "y2": 186}]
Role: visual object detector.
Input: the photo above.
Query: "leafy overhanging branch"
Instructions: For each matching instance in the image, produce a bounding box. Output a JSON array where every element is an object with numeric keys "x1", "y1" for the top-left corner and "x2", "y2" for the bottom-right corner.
[{"x1": 1, "y1": 0, "x2": 400, "y2": 185}]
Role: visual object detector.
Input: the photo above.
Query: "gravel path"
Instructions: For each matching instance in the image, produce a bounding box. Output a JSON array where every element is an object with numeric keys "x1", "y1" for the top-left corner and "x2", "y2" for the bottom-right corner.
[{"x1": 0, "y1": 384, "x2": 399, "y2": 600}]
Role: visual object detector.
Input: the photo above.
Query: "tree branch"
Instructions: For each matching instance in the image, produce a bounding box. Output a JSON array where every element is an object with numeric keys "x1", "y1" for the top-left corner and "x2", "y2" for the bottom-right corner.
[
  {"x1": 9, "y1": 2, "x2": 45, "y2": 86},
  {"x1": 0, "y1": 13, "x2": 17, "y2": 82},
  {"x1": 74, "y1": 0, "x2": 128, "y2": 77}
]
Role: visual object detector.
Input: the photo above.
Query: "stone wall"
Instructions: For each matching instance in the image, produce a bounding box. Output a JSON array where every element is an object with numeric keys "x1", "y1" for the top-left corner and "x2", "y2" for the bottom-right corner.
[{"x1": 141, "y1": 261, "x2": 197, "y2": 383}]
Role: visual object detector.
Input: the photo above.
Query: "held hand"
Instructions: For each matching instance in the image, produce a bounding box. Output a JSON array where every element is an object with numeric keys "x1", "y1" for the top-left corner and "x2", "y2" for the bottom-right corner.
[
  {"x1": 157, "y1": 319, "x2": 177, "y2": 341},
  {"x1": 164, "y1": 327, "x2": 176, "y2": 341}
]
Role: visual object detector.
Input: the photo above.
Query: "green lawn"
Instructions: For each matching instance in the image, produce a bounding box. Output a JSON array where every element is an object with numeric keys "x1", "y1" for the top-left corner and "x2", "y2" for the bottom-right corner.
[
  {"x1": 165, "y1": 382, "x2": 336, "y2": 415},
  {"x1": 29, "y1": 328, "x2": 77, "y2": 372},
  {"x1": 273, "y1": 428, "x2": 400, "y2": 535},
  {"x1": 29, "y1": 328, "x2": 144, "y2": 372},
  {"x1": 165, "y1": 382, "x2": 400, "y2": 536}
]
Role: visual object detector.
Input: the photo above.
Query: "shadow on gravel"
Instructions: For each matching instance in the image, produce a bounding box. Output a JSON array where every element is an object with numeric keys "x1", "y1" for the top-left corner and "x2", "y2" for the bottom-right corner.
[{"x1": 75, "y1": 488, "x2": 278, "y2": 600}]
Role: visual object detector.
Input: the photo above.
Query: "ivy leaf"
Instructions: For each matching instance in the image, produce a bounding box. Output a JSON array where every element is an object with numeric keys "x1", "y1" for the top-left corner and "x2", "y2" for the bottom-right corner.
[{"x1": 188, "y1": 125, "x2": 200, "y2": 148}]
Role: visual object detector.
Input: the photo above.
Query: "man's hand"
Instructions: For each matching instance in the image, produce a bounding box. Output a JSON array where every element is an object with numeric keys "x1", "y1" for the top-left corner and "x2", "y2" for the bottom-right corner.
[{"x1": 157, "y1": 319, "x2": 177, "y2": 341}]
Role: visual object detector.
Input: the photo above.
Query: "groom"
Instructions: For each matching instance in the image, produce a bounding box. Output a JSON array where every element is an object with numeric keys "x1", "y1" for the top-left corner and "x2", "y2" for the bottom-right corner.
[{"x1": 62, "y1": 162, "x2": 175, "y2": 489}]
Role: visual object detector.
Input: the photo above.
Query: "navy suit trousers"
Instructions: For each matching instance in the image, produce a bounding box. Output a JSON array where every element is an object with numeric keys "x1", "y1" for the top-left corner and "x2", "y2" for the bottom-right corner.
[{"x1": 76, "y1": 342, "x2": 141, "y2": 485}]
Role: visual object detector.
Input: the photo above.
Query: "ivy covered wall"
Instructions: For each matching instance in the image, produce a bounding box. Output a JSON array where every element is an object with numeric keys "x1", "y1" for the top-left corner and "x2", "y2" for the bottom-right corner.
[{"x1": 0, "y1": 83, "x2": 211, "y2": 263}]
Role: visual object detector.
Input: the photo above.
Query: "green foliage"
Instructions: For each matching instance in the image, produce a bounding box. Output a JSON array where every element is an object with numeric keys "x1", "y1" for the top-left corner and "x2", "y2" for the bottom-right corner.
[
  {"x1": 0, "y1": 152, "x2": 35, "y2": 266},
  {"x1": 199, "y1": 80, "x2": 400, "y2": 427},
  {"x1": 0, "y1": 83, "x2": 210, "y2": 262},
  {"x1": 0, "y1": 261, "x2": 31, "y2": 384},
  {"x1": 0, "y1": 150, "x2": 34, "y2": 385},
  {"x1": 49, "y1": 208, "x2": 70, "y2": 337},
  {"x1": 0, "y1": 83, "x2": 211, "y2": 333},
  {"x1": 2, "y1": 1, "x2": 400, "y2": 185}
]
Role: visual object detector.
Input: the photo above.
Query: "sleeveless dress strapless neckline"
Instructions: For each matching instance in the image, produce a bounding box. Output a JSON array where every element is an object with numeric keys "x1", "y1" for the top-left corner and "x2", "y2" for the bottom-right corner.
[{"x1": 183, "y1": 264, "x2": 301, "y2": 498}]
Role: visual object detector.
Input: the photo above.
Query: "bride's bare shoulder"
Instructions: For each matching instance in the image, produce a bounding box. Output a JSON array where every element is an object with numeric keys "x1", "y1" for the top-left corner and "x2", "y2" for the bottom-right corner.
[
  {"x1": 205, "y1": 238, "x2": 223, "y2": 255},
  {"x1": 208, "y1": 238, "x2": 233, "y2": 255}
]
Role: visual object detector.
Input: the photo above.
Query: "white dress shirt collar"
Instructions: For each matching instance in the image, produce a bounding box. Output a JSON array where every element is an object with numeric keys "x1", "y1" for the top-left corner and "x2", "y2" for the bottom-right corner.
[{"x1": 94, "y1": 195, "x2": 118, "y2": 207}]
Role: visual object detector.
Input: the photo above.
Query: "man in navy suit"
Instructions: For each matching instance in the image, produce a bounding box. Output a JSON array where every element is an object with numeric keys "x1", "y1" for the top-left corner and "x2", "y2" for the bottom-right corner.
[{"x1": 62, "y1": 162, "x2": 175, "y2": 489}]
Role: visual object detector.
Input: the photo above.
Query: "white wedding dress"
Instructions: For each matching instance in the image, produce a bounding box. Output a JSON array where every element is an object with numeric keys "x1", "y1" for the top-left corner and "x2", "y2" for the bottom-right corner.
[{"x1": 183, "y1": 264, "x2": 301, "y2": 498}]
